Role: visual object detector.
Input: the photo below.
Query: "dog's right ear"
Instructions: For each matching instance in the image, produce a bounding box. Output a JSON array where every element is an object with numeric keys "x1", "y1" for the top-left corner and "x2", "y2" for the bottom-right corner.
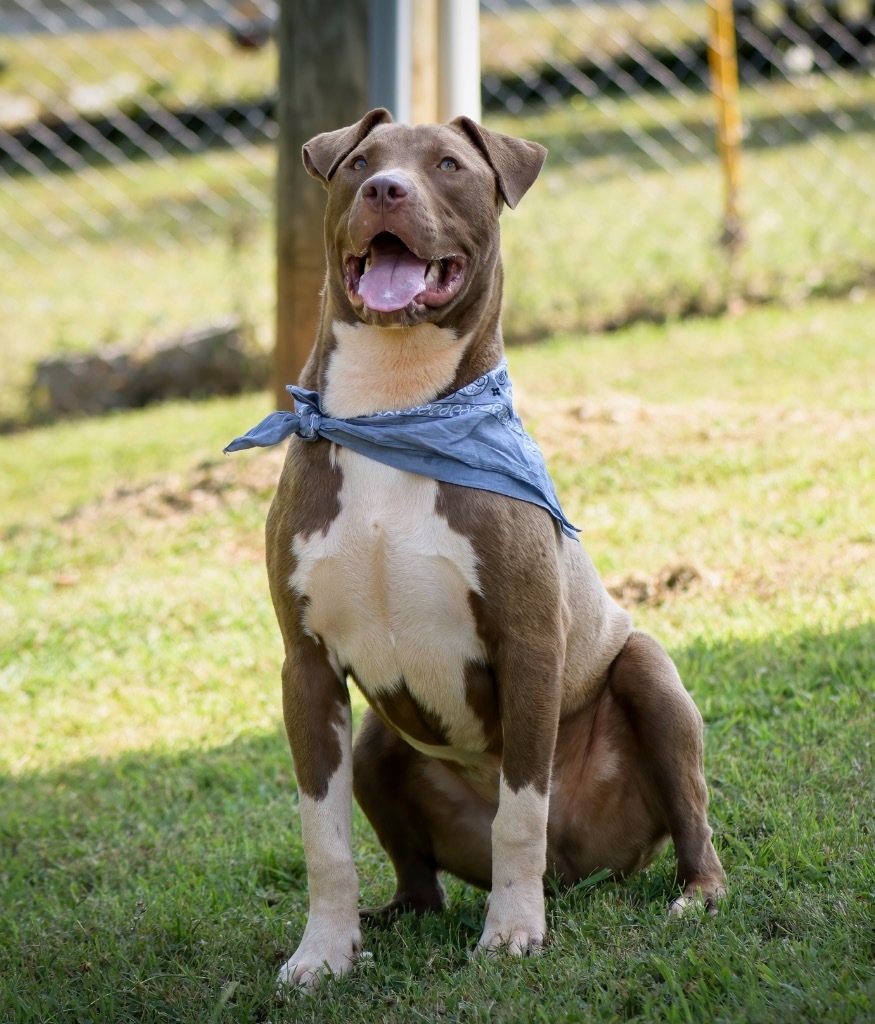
[{"x1": 302, "y1": 108, "x2": 393, "y2": 188}]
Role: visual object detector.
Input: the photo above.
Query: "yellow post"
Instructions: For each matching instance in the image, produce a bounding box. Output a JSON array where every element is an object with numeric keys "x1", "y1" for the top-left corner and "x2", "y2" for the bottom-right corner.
[{"x1": 706, "y1": 0, "x2": 744, "y2": 252}]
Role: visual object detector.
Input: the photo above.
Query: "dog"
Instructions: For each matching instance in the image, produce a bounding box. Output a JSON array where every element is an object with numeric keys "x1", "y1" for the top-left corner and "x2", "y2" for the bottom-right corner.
[{"x1": 235, "y1": 108, "x2": 725, "y2": 989}]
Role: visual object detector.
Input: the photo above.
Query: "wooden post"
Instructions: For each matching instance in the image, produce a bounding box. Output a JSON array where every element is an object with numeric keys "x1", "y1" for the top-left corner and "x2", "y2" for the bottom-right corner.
[
  {"x1": 411, "y1": 0, "x2": 439, "y2": 124},
  {"x1": 274, "y1": 0, "x2": 368, "y2": 407}
]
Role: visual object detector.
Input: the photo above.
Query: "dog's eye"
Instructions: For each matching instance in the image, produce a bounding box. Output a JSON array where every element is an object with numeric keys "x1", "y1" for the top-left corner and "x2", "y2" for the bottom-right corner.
[
  {"x1": 439, "y1": 158, "x2": 458, "y2": 171},
  {"x1": 351, "y1": 157, "x2": 368, "y2": 170}
]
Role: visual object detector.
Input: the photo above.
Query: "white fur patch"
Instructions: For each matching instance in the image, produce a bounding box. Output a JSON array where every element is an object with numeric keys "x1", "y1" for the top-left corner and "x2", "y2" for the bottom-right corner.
[
  {"x1": 291, "y1": 449, "x2": 488, "y2": 753},
  {"x1": 478, "y1": 778, "x2": 549, "y2": 956},
  {"x1": 324, "y1": 320, "x2": 469, "y2": 417},
  {"x1": 277, "y1": 706, "x2": 361, "y2": 991}
]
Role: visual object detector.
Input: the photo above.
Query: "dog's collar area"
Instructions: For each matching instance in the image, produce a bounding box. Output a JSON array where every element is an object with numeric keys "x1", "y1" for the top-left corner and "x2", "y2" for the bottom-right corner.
[{"x1": 224, "y1": 361, "x2": 580, "y2": 540}]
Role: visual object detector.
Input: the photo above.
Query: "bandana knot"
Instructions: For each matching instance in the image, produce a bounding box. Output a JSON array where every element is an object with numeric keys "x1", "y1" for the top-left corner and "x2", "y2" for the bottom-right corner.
[{"x1": 296, "y1": 401, "x2": 322, "y2": 441}]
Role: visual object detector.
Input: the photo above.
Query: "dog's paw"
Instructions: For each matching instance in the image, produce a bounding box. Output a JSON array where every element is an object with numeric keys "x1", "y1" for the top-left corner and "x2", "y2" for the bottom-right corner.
[
  {"x1": 668, "y1": 883, "x2": 725, "y2": 920},
  {"x1": 475, "y1": 924, "x2": 545, "y2": 958},
  {"x1": 475, "y1": 889, "x2": 546, "y2": 958},
  {"x1": 276, "y1": 919, "x2": 362, "y2": 993}
]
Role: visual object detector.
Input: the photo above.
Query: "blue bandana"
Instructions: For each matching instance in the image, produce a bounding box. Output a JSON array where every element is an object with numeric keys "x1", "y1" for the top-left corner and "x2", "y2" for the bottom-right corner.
[{"x1": 224, "y1": 360, "x2": 579, "y2": 540}]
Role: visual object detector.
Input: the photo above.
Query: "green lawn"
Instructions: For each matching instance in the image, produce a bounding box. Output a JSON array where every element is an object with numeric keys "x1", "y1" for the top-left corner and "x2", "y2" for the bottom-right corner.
[{"x1": 1, "y1": 294, "x2": 873, "y2": 1022}]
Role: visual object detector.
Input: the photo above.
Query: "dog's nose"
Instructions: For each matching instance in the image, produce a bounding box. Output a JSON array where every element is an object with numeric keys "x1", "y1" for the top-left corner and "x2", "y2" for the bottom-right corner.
[{"x1": 361, "y1": 173, "x2": 410, "y2": 212}]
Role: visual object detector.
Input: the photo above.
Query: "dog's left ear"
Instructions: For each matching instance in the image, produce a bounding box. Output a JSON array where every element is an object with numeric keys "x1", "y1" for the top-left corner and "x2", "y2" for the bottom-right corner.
[
  {"x1": 450, "y1": 117, "x2": 547, "y2": 209},
  {"x1": 303, "y1": 108, "x2": 394, "y2": 187}
]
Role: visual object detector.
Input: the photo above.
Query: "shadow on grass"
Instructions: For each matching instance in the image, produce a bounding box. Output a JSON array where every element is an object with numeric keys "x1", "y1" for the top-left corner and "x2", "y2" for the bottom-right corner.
[{"x1": 1, "y1": 622, "x2": 872, "y2": 1022}]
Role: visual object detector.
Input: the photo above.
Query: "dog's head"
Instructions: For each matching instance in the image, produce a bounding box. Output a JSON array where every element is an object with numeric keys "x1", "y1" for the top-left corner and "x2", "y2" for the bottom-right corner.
[{"x1": 303, "y1": 109, "x2": 547, "y2": 329}]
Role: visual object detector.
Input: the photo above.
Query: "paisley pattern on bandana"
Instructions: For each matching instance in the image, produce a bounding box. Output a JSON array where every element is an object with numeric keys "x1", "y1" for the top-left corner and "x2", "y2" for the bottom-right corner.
[
  {"x1": 224, "y1": 360, "x2": 579, "y2": 540},
  {"x1": 454, "y1": 374, "x2": 490, "y2": 398}
]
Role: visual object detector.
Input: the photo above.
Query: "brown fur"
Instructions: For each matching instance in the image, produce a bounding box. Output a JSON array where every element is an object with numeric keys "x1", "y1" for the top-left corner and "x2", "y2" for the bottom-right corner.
[{"x1": 266, "y1": 436, "x2": 347, "y2": 800}]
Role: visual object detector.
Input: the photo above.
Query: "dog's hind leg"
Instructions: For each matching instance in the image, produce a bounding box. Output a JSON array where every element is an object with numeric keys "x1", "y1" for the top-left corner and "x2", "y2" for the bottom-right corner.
[
  {"x1": 607, "y1": 631, "x2": 726, "y2": 914},
  {"x1": 353, "y1": 709, "x2": 493, "y2": 919}
]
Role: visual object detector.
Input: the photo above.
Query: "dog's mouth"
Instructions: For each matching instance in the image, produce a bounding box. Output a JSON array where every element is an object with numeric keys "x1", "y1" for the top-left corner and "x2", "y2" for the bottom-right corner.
[{"x1": 343, "y1": 233, "x2": 467, "y2": 315}]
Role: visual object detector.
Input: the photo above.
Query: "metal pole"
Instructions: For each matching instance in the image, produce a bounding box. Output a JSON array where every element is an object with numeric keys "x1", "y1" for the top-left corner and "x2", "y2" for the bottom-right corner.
[
  {"x1": 369, "y1": 0, "x2": 412, "y2": 122},
  {"x1": 437, "y1": 0, "x2": 481, "y2": 122},
  {"x1": 707, "y1": 0, "x2": 744, "y2": 252}
]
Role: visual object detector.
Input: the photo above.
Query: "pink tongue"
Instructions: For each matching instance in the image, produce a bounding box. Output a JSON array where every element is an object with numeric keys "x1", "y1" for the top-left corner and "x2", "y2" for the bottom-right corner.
[{"x1": 358, "y1": 247, "x2": 429, "y2": 312}]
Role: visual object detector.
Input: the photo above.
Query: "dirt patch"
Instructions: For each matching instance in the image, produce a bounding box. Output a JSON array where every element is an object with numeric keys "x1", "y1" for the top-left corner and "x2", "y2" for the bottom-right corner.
[
  {"x1": 521, "y1": 390, "x2": 875, "y2": 461},
  {"x1": 606, "y1": 562, "x2": 711, "y2": 607},
  {"x1": 518, "y1": 390, "x2": 721, "y2": 462},
  {"x1": 58, "y1": 448, "x2": 285, "y2": 530}
]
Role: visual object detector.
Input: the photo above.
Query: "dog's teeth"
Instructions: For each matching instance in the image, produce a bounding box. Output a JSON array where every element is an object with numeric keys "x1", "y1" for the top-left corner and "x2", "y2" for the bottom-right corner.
[
  {"x1": 425, "y1": 261, "x2": 440, "y2": 284},
  {"x1": 363, "y1": 257, "x2": 371, "y2": 273}
]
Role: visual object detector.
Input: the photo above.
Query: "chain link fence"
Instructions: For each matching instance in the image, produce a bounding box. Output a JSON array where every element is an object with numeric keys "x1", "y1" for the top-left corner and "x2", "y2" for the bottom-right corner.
[
  {"x1": 481, "y1": 0, "x2": 875, "y2": 335},
  {"x1": 1, "y1": 0, "x2": 279, "y2": 421},
  {"x1": 1, "y1": 1, "x2": 276, "y2": 239},
  {"x1": 2, "y1": 1, "x2": 874, "y2": 421}
]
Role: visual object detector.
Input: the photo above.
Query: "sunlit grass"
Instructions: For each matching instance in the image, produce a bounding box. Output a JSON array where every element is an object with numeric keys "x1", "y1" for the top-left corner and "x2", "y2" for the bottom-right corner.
[{"x1": 2, "y1": 294, "x2": 873, "y2": 1021}]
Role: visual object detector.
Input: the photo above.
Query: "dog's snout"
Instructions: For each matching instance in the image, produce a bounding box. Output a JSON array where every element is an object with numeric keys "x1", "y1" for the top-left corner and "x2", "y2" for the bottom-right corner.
[{"x1": 362, "y1": 173, "x2": 410, "y2": 212}]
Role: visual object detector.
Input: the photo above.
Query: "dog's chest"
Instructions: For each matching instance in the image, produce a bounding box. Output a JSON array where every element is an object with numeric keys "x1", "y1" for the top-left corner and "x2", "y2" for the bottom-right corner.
[{"x1": 291, "y1": 447, "x2": 490, "y2": 756}]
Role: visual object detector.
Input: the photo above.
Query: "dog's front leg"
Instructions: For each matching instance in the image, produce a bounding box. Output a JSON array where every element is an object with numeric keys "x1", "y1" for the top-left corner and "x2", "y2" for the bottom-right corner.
[
  {"x1": 276, "y1": 634, "x2": 361, "y2": 991},
  {"x1": 478, "y1": 649, "x2": 561, "y2": 957}
]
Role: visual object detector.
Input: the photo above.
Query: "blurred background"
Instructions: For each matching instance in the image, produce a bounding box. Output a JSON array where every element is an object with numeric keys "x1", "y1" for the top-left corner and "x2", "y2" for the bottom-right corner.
[{"x1": 2, "y1": 0, "x2": 873, "y2": 425}]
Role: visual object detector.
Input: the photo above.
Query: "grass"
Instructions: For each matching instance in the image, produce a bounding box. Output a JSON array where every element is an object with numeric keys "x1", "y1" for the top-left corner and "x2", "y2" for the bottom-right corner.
[{"x1": 2, "y1": 293, "x2": 874, "y2": 1022}]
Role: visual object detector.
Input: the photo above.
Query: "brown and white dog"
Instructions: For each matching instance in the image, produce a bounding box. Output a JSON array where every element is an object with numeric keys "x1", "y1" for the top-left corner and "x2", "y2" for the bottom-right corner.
[{"x1": 263, "y1": 108, "x2": 725, "y2": 990}]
